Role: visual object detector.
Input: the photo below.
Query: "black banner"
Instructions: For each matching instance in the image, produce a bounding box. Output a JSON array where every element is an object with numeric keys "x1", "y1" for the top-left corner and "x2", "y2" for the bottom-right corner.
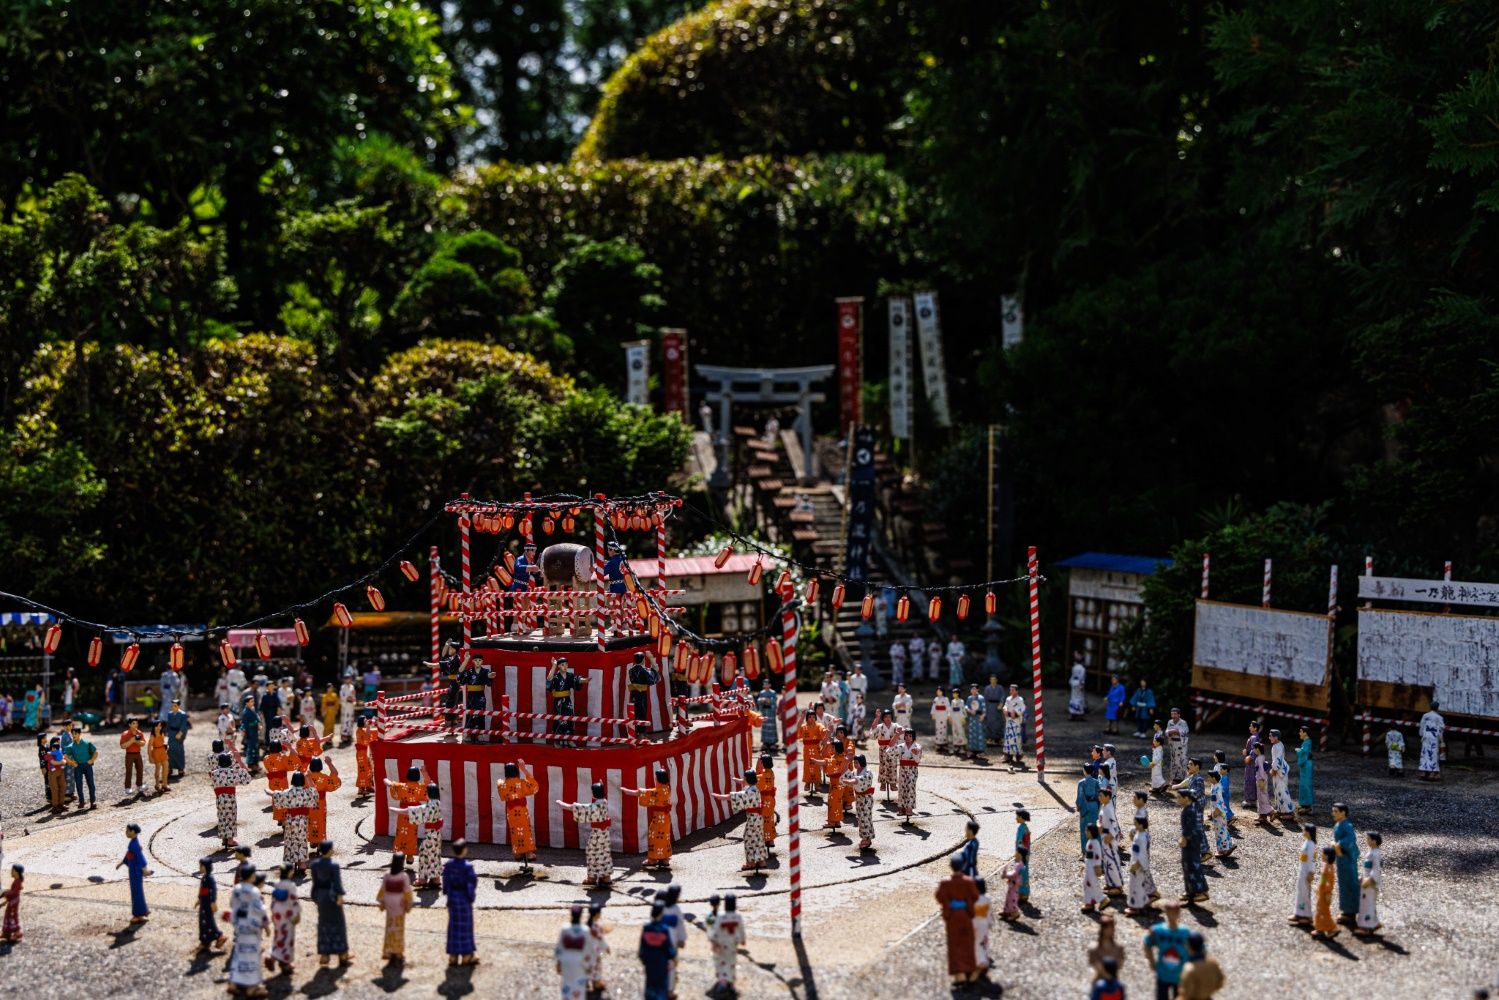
[{"x1": 844, "y1": 426, "x2": 877, "y2": 582}]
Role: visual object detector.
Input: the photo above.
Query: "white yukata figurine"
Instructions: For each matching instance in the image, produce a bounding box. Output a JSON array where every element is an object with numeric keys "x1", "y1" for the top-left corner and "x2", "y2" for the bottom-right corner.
[
  {"x1": 555, "y1": 905, "x2": 589, "y2": 1000},
  {"x1": 1418, "y1": 703, "x2": 1444, "y2": 780},
  {"x1": 1097, "y1": 790, "x2": 1125, "y2": 892},
  {"x1": 1206, "y1": 768, "x2": 1234, "y2": 856},
  {"x1": 1356, "y1": 831, "x2": 1384, "y2": 935},
  {"x1": 972, "y1": 877, "x2": 992, "y2": 972},
  {"x1": 338, "y1": 679, "x2": 358, "y2": 741},
  {"x1": 888, "y1": 641, "x2": 907, "y2": 687},
  {"x1": 1268, "y1": 730, "x2": 1295, "y2": 816},
  {"x1": 705, "y1": 893, "x2": 747, "y2": 995},
  {"x1": 891, "y1": 688, "x2": 913, "y2": 731},
  {"x1": 1080, "y1": 826, "x2": 1107, "y2": 912},
  {"x1": 713, "y1": 772, "x2": 770, "y2": 874},
  {"x1": 224, "y1": 869, "x2": 270, "y2": 997},
  {"x1": 1125, "y1": 818, "x2": 1155, "y2": 914},
  {"x1": 931, "y1": 689, "x2": 950, "y2": 750},
  {"x1": 210, "y1": 752, "x2": 254, "y2": 848},
  {"x1": 557, "y1": 782, "x2": 614, "y2": 886},
  {"x1": 1068, "y1": 654, "x2": 1087, "y2": 718},
  {"x1": 927, "y1": 641, "x2": 943, "y2": 683},
  {"x1": 1384, "y1": 727, "x2": 1406, "y2": 776},
  {"x1": 1289, "y1": 825, "x2": 1318, "y2": 925},
  {"x1": 907, "y1": 636, "x2": 926, "y2": 681},
  {"x1": 896, "y1": 732, "x2": 922, "y2": 821}
]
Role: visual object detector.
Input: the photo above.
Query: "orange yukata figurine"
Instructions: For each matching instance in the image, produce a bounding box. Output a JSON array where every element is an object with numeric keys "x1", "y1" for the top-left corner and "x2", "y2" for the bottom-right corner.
[
  {"x1": 304, "y1": 757, "x2": 342, "y2": 845},
  {"x1": 294, "y1": 725, "x2": 329, "y2": 772},
  {"x1": 384, "y1": 766, "x2": 428, "y2": 857},
  {"x1": 497, "y1": 760, "x2": 540, "y2": 871},
  {"x1": 1312, "y1": 846, "x2": 1339, "y2": 938},
  {"x1": 798, "y1": 709, "x2": 826, "y2": 790},
  {"x1": 262, "y1": 739, "x2": 297, "y2": 824},
  {"x1": 623, "y1": 768, "x2": 675, "y2": 869},
  {"x1": 823, "y1": 739, "x2": 851, "y2": 831},
  {"x1": 755, "y1": 754, "x2": 778, "y2": 849},
  {"x1": 354, "y1": 717, "x2": 376, "y2": 795}
]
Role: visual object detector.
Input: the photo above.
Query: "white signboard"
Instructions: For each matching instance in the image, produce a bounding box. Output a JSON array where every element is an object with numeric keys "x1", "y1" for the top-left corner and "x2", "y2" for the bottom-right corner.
[
  {"x1": 911, "y1": 290, "x2": 953, "y2": 427},
  {"x1": 887, "y1": 297, "x2": 912, "y2": 439},
  {"x1": 1002, "y1": 294, "x2": 1024, "y2": 350},
  {"x1": 623, "y1": 340, "x2": 649, "y2": 406},
  {"x1": 1357, "y1": 574, "x2": 1499, "y2": 609},
  {"x1": 1193, "y1": 601, "x2": 1331, "y2": 686},
  {"x1": 1357, "y1": 608, "x2": 1499, "y2": 719}
]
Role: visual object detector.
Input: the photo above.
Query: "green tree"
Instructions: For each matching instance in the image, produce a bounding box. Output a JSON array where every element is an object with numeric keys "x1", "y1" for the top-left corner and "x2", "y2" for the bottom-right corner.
[{"x1": 543, "y1": 237, "x2": 664, "y2": 387}]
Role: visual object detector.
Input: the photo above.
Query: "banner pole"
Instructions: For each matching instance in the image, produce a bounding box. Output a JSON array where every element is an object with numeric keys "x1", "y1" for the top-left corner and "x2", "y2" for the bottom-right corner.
[{"x1": 1028, "y1": 546, "x2": 1045, "y2": 782}]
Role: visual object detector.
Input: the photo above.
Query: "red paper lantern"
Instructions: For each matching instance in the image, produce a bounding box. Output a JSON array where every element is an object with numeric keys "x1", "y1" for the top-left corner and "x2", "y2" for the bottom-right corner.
[
  {"x1": 648, "y1": 614, "x2": 662, "y2": 638},
  {"x1": 929, "y1": 596, "x2": 942, "y2": 621},
  {"x1": 861, "y1": 593, "x2": 875, "y2": 619},
  {"x1": 332, "y1": 602, "x2": 354, "y2": 628},
  {"x1": 744, "y1": 644, "x2": 760, "y2": 679},
  {"x1": 805, "y1": 579, "x2": 820, "y2": 604},
  {"x1": 168, "y1": 641, "x2": 186, "y2": 672},
  {"x1": 723, "y1": 650, "x2": 738, "y2": 680},
  {"x1": 87, "y1": 635, "x2": 103, "y2": 667},
  {"x1": 367, "y1": 585, "x2": 385, "y2": 611},
  {"x1": 985, "y1": 590, "x2": 997, "y2": 615},
  {"x1": 542, "y1": 517, "x2": 556, "y2": 535},
  {"x1": 775, "y1": 569, "x2": 792, "y2": 592},
  {"x1": 714, "y1": 545, "x2": 734, "y2": 569},
  {"x1": 120, "y1": 642, "x2": 141, "y2": 673},
  {"x1": 501, "y1": 513, "x2": 515, "y2": 531},
  {"x1": 766, "y1": 640, "x2": 784, "y2": 673},
  {"x1": 658, "y1": 632, "x2": 672, "y2": 658},
  {"x1": 504, "y1": 551, "x2": 517, "y2": 572},
  {"x1": 831, "y1": 583, "x2": 846, "y2": 609},
  {"x1": 896, "y1": 595, "x2": 910, "y2": 622},
  {"x1": 495, "y1": 564, "x2": 513, "y2": 587},
  {"x1": 254, "y1": 630, "x2": 272, "y2": 659},
  {"x1": 747, "y1": 560, "x2": 763, "y2": 586},
  {"x1": 219, "y1": 640, "x2": 237, "y2": 668},
  {"x1": 562, "y1": 515, "x2": 575, "y2": 532},
  {"x1": 635, "y1": 597, "x2": 650, "y2": 619},
  {"x1": 718, "y1": 653, "x2": 734, "y2": 686},
  {"x1": 43, "y1": 623, "x2": 62, "y2": 655},
  {"x1": 293, "y1": 618, "x2": 310, "y2": 646},
  {"x1": 400, "y1": 560, "x2": 420, "y2": 583}
]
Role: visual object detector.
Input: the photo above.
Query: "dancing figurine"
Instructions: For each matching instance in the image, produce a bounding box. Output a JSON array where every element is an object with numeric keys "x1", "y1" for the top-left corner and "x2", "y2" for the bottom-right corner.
[
  {"x1": 385, "y1": 765, "x2": 429, "y2": 859},
  {"x1": 545, "y1": 657, "x2": 589, "y2": 737},
  {"x1": 755, "y1": 754, "x2": 778, "y2": 851},
  {"x1": 390, "y1": 782, "x2": 444, "y2": 887},
  {"x1": 896, "y1": 728, "x2": 923, "y2": 823},
  {"x1": 443, "y1": 840, "x2": 479, "y2": 965},
  {"x1": 558, "y1": 781, "x2": 614, "y2": 886},
  {"x1": 622, "y1": 767, "x2": 675, "y2": 869},
  {"x1": 873, "y1": 710, "x2": 897, "y2": 800},
  {"x1": 267, "y1": 772, "x2": 318, "y2": 872},
  {"x1": 261, "y1": 740, "x2": 294, "y2": 825},
  {"x1": 823, "y1": 738, "x2": 851, "y2": 831},
  {"x1": 210, "y1": 750, "x2": 254, "y2": 849},
  {"x1": 309, "y1": 841, "x2": 352, "y2": 967},
  {"x1": 845, "y1": 752, "x2": 876, "y2": 851},
  {"x1": 712, "y1": 770, "x2": 769, "y2": 875},
  {"x1": 354, "y1": 717, "x2": 376, "y2": 796},
  {"x1": 304, "y1": 756, "x2": 342, "y2": 847},
  {"x1": 498, "y1": 760, "x2": 541, "y2": 874},
  {"x1": 268, "y1": 863, "x2": 301, "y2": 976}
]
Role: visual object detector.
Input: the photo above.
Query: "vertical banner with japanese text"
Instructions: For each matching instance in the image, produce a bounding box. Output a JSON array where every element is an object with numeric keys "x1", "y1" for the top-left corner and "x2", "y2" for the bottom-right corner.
[
  {"x1": 844, "y1": 426, "x2": 878, "y2": 582},
  {"x1": 835, "y1": 296, "x2": 864, "y2": 435},
  {"x1": 623, "y1": 340, "x2": 650, "y2": 406},
  {"x1": 660, "y1": 328, "x2": 688, "y2": 419},
  {"x1": 912, "y1": 290, "x2": 952, "y2": 427},
  {"x1": 887, "y1": 297, "x2": 912, "y2": 439},
  {"x1": 1001, "y1": 294, "x2": 1024, "y2": 350}
]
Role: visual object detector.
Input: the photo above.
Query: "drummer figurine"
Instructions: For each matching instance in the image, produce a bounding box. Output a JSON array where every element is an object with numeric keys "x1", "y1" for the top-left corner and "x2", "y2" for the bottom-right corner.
[
  {"x1": 603, "y1": 540, "x2": 629, "y2": 599},
  {"x1": 457, "y1": 654, "x2": 494, "y2": 742},
  {"x1": 627, "y1": 651, "x2": 661, "y2": 731},
  {"x1": 511, "y1": 542, "x2": 538, "y2": 591},
  {"x1": 546, "y1": 657, "x2": 589, "y2": 737}
]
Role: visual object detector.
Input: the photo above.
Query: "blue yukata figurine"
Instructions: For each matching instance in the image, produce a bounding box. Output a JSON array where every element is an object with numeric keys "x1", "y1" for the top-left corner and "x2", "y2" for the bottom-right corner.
[
  {"x1": 1176, "y1": 791, "x2": 1209, "y2": 901},
  {"x1": 1104, "y1": 674, "x2": 1127, "y2": 736},
  {"x1": 603, "y1": 541, "x2": 628, "y2": 595},
  {"x1": 1076, "y1": 764, "x2": 1101, "y2": 854},
  {"x1": 1331, "y1": 801, "x2": 1360, "y2": 923},
  {"x1": 1014, "y1": 808, "x2": 1032, "y2": 900},
  {"x1": 1296, "y1": 726, "x2": 1315, "y2": 814},
  {"x1": 957, "y1": 820, "x2": 981, "y2": 878},
  {"x1": 510, "y1": 542, "x2": 537, "y2": 590},
  {"x1": 165, "y1": 699, "x2": 191, "y2": 777},
  {"x1": 240, "y1": 696, "x2": 261, "y2": 771},
  {"x1": 118, "y1": 822, "x2": 151, "y2": 923},
  {"x1": 197, "y1": 857, "x2": 225, "y2": 951},
  {"x1": 442, "y1": 839, "x2": 478, "y2": 965},
  {"x1": 639, "y1": 901, "x2": 678, "y2": 1000},
  {"x1": 1129, "y1": 678, "x2": 1156, "y2": 738},
  {"x1": 755, "y1": 680, "x2": 779, "y2": 752}
]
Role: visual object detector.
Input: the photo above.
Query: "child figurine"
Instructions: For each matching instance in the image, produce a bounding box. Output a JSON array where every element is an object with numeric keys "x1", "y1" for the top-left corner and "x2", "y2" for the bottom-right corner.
[
  {"x1": 267, "y1": 771, "x2": 317, "y2": 872},
  {"x1": 972, "y1": 877, "x2": 993, "y2": 975},
  {"x1": 376, "y1": 854, "x2": 415, "y2": 962},
  {"x1": 931, "y1": 686, "x2": 950, "y2": 752},
  {"x1": 1355, "y1": 830, "x2": 1384, "y2": 936},
  {"x1": 1384, "y1": 725, "x2": 1406, "y2": 777},
  {"x1": 936, "y1": 852, "x2": 980, "y2": 987},
  {"x1": 1289, "y1": 823, "x2": 1318, "y2": 926},
  {"x1": 1176, "y1": 790, "x2": 1209, "y2": 903},
  {"x1": 211, "y1": 750, "x2": 254, "y2": 849},
  {"x1": 197, "y1": 857, "x2": 226, "y2": 952},
  {"x1": 555, "y1": 904, "x2": 589, "y2": 1000},
  {"x1": 712, "y1": 771, "x2": 770, "y2": 874},
  {"x1": 583, "y1": 903, "x2": 610, "y2": 995},
  {"x1": 1081, "y1": 823, "x2": 1108, "y2": 912},
  {"x1": 1149, "y1": 734, "x2": 1167, "y2": 794},
  {"x1": 639, "y1": 901, "x2": 677, "y2": 1000},
  {"x1": 442, "y1": 840, "x2": 479, "y2": 966},
  {"x1": 1015, "y1": 807, "x2": 1033, "y2": 902},
  {"x1": 268, "y1": 863, "x2": 301, "y2": 976},
  {"x1": 845, "y1": 752, "x2": 876, "y2": 850},
  {"x1": 309, "y1": 840, "x2": 352, "y2": 967},
  {"x1": 1000, "y1": 851, "x2": 1025, "y2": 921},
  {"x1": 0, "y1": 863, "x2": 20, "y2": 943},
  {"x1": 706, "y1": 893, "x2": 746, "y2": 998},
  {"x1": 117, "y1": 822, "x2": 151, "y2": 923},
  {"x1": 558, "y1": 781, "x2": 615, "y2": 886},
  {"x1": 497, "y1": 759, "x2": 540, "y2": 873},
  {"x1": 1312, "y1": 846, "x2": 1339, "y2": 938},
  {"x1": 225, "y1": 867, "x2": 270, "y2": 997},
  {"x1": 623, "y1": 768, "x2": 676, "y2": 869},
  {"x1": 1125, "y1": 815, "x2": 1154, "y2": 915}
]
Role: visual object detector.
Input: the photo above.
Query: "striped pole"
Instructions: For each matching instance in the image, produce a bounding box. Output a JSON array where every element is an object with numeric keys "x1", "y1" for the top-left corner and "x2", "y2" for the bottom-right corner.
[
  {"x1": 1363, "y1": 554, "x2": 1373, "y2": 609},
  {"x1": 1200, "y1": 552, "x2": 1210, "y2": 600},
  {"x1": 1262, "y1": 558, "x2": 1272, "y2": 608},
  {"x1": 430, "y1": 544, "x2": 441, "y2": 690},
  {"x1": 1444, "y1": 561, "x2": 1452, "y2": 581},
  {"x1": 593, "y1": 495, "x2": 608, "y2": 650},
  {"x1": 1361, "y1": 708, "x2": 1372, "y2": 757},
  {"x1": 657, "y1": 516, "x2": 668, "y2": 593},
  {"x1": 1028, "y1": 546, "x2": 1045, "y2": 781},
  {"x1": 780, "y1": 597, "x2": 802, "y2": 937},
  {"x1": 460, "y1": 515, "x2": 472, "y2": 649},
  {"x1": 1327, "y1": 564, "x2": 1338, "y2": 618}
]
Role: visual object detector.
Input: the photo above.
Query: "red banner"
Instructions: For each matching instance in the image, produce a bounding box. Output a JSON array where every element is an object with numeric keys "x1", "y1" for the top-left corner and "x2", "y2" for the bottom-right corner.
[
  {"x1": 835, "y1": 297, "x2": 864, "y2": 435},
  {"x1": 660, "y1": 328, "x2": 688, "y2": 419}
]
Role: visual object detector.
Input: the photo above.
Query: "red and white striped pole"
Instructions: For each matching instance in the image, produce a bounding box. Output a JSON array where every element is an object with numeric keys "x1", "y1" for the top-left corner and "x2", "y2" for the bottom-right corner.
[
  {"x1": 460, "y1": 513, "x2": 472, "y2": 649},
  {"x1": 780, "y1": 593, "x2": 802, "y2": 937},
  {"x1": 657, "y1": 516, "x2": 668, "y2": 595},
  {"x1": 1362, "y1": 554, "x2": 1373, "y2": 609},
  {"x1": 1444, "y1": 561, "x2": 1452, "y2": 581},
  {"x1": 1028, "y1": 546, "x2": 1045, "y2": 781},
  {"x1": 1200, "y1": 552, "x2": 1210, "y2": 600},
  {"x1": 593, "y1": 494, "x2": 608, "y2": 651},
  {"x1": 1262, "y1": 558, "x2": 1272, "y2": 608},
  {"x1": 430, "y1": 544, "x2": 441, "y2": 691},
  {"x1": 1327, "y1": 564, "x2": 1338, "y2": 618}
]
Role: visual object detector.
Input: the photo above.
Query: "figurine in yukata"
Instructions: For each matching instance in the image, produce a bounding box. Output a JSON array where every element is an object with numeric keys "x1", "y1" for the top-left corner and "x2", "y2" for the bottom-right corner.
[
  {"x1": 1124, "y1": 815, "x2": 1155, "y2": 915},
  {"x1": 239, "y1": 695, "x2": 261, "y2": 772},
  {"x1": 443, "y1": 839, "x2": 479, "y2": 966},
  {"x1": 1130, "y1": 678, "x2": 1157, "y2": 738},
  {"x1": 210, "y1": 750, "x2": 254, "y2": 849},
  {"x1": 1081, "y1": 824, "x2": 1108, "y2": 913},
  {"x1": 936, "y1": 852, "x2": 980, "y2": 986},
  {"x1": 754, "y1": 679, "x2": 779, "y2": 752},
  {"x1": 822, "y1": 738, "x2": 851, "y2": 831},
  {"x1": 1014, "y1": 807, "x2": 1033, "y2": 901},
  {"x1": 390, "y1": 782, "x2": 444, "y2": 887},
  {"x1": 659, "y1": 884, "x2": 688, "y2": 996},
  {"x1": 303, "y1": 756, "x2": 342, "y2": 841},
  {"x1": 1002, "y1": 685, "x2": 1027, "y2": 765},
  {"x1": 1164, "y1": 708, "x2": 1190, "y2": 783},
  {"x1": 1104, "y1": 673, "x2": 1127, "y2": 736},
  {"x1": 982, "y1": 675, "x2": 1005, "y2": 745},
  {"x1": 872, "y1": 710, "x2": 897, "y2": 798},
  {"x1": 963, "y1": 684, "x2": 987, "y2": 758},
  {"x1": 1250, "y1": 743, "x2": 1273, "y2": 824},
  {"x1": 1068, "y1": 651, "x2": 1087, "y2": 719},
  {"x1": 260, "y1": 739, "x2": 295, "y2": 824},
  {"x1": 268, "y1": 863, "x2": 301, "y2": 976},
  {"x1": 309, "y1": 840, "x2": 352, "y2": 967},
  {"x1": 1295, "y1": 726, "x2": 1315, "y2": 815},
  {"x1": 972, "y1": 876, "x2": 992, "y2": 974},
  {"x1": 890, "y1": 685, "x2": 913, "y2": 733},
  {"x1": 1175, "y1": 790, "x2": 1209, "y2": 903},
  {"x1": 706, "y1": 893, "x2": 747, "y2": 998},
  {"x1": 268, "y1": 771, "x2": 318, "y2": 872},
  {"x1": 557, "y1": 781, "x2": 614, "y2": 886},
  {"x1": 638, "y1": 900, "x2": 677, "y2": 1000},
  {"x1": 224, "y1": 867, "x2": 270, "y2": 997},
  {"x1": 165, "y1": 699, "x2": 191, "y2": 777},
  {"x1": 1355, "y1": 830, "x2": 1384, "y2": 936},
  {"x1": 354, "y1": 716, "x2": 376, "y2": 795},
  {"x1": 1267, "y1": 729, "x2": 1295, "y2": 818},
  {"x1": 623, "y1": 767, "x2": 676, "y2": 869},
  {"x1": 1384, "y1": 725, "x2": 1406, "y2": 776},
  {"x1": 376, "y1": 854, "x2": 415, "y2": 962},
  {"x1": 896, "y1": 728, "x2": 923, "y2": 821},
  {"x1": 1312, "y1": 846, "x2": 1339, "y2": 938},
  {"x1": 1241, "y1": 719, "x2": 1262, "y2": 808},
  {"x1": 1000, "y1": 851, "x2": 1025, "y2": 921},
  {"x1": 1419, "y1": 701, "x2": 1445, "y2": 780},
  {"x1": 1205, "y1": 765, "x2": 1233, "y2": 857},
  {"x1": 196, "y1": 857, "x2": 226, "y2": 952},
  {"x1": 841, "y1": 751, "x2": 876, "y2": 851},
  {"x1": 497, "y1": 760, "x2": 540, "y2": 872},
  {"x1": 1211, "y1": 750, "x2": 1234, "y2": 827},
  {"x1": 1097, "y1": 790, "x2": 1126, "y2": 895},
  {"x1": 755, "y1": 754, "x2": 778, "y2": 849},
  {"x1": 556, "y1": 904, "x2": 589, "y2": 1000},
  {"x1": 118, "y1": 822, "x2": 151, "y2": 923},
  {"x1": 1, "y1": 862, "x2": 21, "y2": 943},
  {"x1": 1331, "y1": 801, "x2": 1360, "y2": 924},
  {"x1": 931, "y1": 686, "x2": 951, "y2": 753},
  {"x1": 545, "y1": 657, "x2": 589, "y2": 737},
  {"x1": 1288, "y1": 823, "x2": 1318, "y2": 926},
  {"x1": 1076, "y1": 763, "x2": 1101, "y2": 854},
  {"x1": 583, "y1": 903, "x2": 610, "y2": 995},
  {"x1": 712, "y1": 771, "x2": 770, "y2": 874},
  {"x1": 1148, "y1": 734, "x2": 1167, "y2": 794},
  {"x1": 385, "y1": 765, "x2": 428, "y2": 858},
  {"x1": 955, "y1": 820, "x2": 981, "y2": 878}
]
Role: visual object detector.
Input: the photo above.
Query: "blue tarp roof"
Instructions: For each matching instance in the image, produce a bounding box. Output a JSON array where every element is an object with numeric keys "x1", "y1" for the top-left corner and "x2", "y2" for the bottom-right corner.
[
  {"x1": 1055, "y1": 552, "x2": 1171, "y2": 575},
  {"x1": 0, "y1": 612, "x2": 56, "y2": 626}
]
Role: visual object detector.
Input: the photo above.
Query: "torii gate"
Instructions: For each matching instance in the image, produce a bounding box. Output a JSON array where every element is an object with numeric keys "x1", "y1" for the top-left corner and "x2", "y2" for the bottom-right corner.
[{"x1": 698, "y1": 364, "x2": 834, "y2": 484}]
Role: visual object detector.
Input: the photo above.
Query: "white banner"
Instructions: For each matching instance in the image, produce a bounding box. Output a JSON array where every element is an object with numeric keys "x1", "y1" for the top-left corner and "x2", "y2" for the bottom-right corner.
[
  {"x1": 1358, "y1": 608, "x2": 1499, "y2": 719},
  {"x1": 1192, "y1": 600, "x2": 1332, "y2": 686},
  {"x1": 1001, "y1": 294, "x2": 1024, "y2": 350},
  {"x1": 623, "y1": 340, "x2": 649, "y2": 406},
  {"x1": 888, "y1": 297, "x2": 912, "y2": 439},
  {"x1": 1357, "y1": 574, "x2": 1499, "y2": 609},
  {"x1": 911, "y1": 290, "x2": 952, "y2": 427}
]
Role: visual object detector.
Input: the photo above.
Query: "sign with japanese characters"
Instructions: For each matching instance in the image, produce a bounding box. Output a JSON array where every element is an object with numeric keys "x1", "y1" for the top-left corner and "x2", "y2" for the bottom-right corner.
[
  {"x1": 835, "y1": 297, "x2": 863, "y2": 435},
  {"x1": 660, "y1": 328, "x2": 688, "y2": 418},
  {"x1": 1358, "y1": 609, "x2": 1499, "y2": 719},
  {"x1": 1357, "y1": 574, "x2": 1499, "y2": 608},
  {"x1": 1192, "y1": 600, "x2": 1332, "y2": 687},
  {"x1": 1001, "y1": 294, "x2": 1024, "y2": 350},
  {"x1": 912, "y1": 290, "x2": 952, "y2": 427},
  {"x1": 623, "y1": 340, "x2": 650, "y2": 406},
  {"x1": 887, "y1": 297, "x2": 912, "y2": 439},
  {"x1": 843, "y1": 425, "x2": 877, "y2": 582}
]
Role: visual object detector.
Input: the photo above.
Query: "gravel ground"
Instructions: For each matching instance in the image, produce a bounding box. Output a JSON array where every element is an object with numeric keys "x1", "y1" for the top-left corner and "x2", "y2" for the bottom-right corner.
[{"x1": 1, "y1": 694, "x2": 1496, "y2": 998}]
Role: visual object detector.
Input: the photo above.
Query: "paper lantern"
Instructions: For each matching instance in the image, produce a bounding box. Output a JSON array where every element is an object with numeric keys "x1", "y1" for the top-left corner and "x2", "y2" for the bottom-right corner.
[
  {"x1": 957, "y1": 594, "x2": 971, "y2": 620},
  {"x1": 747, "y1": 560, "x2": 763, "y2": 586},
  {"x1": 504, "y1": 551, "x2": 517, "y2": 571},
  {"x1": 648, "y1": 614, "x2": 662, "y2": 638},
  {"x1": 744, "y1": 644, "x2": 760, "y2": 679},
  {"x1": 896, "y1": 595, "x2": 910, "y2": 622},
  {"x1": 495, "y1": 564, "x2": 513, "y2": 588},
  {"x1": 831, "y1": 583, "x2": 846, "y2": 609},
  {"x1": 635, "y1": 597, "x2": 651, "y2": 619},
  {"x1": 168, "y1": 641, "x2": 185, "y2": 672},
  {"x1": 367, "y1": 585, "x2": 385, "y2": 611},
  {"x1": 219, "y1": 640, "x2": 237, "y2": 668},
  {"x1": 520, "y1": 517, "x2": 532, "y2": 537},
  {"x1": 657, "y1": 632, "x2": 672, "y2": 658},
  {"x1": 87, "y1": 635, "x2": 103, "y2": 667},
  {"x1": 723, "y1": 651, "x2": 738, "y2": 680},
  {"x1": 624, "y1": 570, "x2": 639, "y2": 594},
  {"x1": 861, "y1": 593, "x2": 874, "y2": 619},
  {"x1": 714, "y1": 545, "x2": 734, "y2": 569},
  {"x1": 766, "y1": 639, "x2": 784, "y2": 673},
  {"x1": 400, "y1": 560, "x2": 420, "y2": 583},
  {"x1": 542, "y1": 517, "x2": 556, "y2": 535},
  {"x1": 254, "y1": 630, "x2": 272, "y2": 659},
  {"x1": 293, "y1": 618, "x2": 310, "y2": 646},
  {"x1": 332, "y1": 602, "x2": 354, "y2": 628},
  {"x1": 501, "y1": 513, "x2": 515, "y2": 531},
  {"x1": 687, "y1": 654, "x2": 702, "y2": 685},
  {"x1": 674, "y1": 643, "x2": 689, "y2": 674},
  {"x1": 719, "y1": 653, "x2": 735, "y2": 686},
  {"x1": 804, "y1": 579, "x2": 820, "y2": 604},
  {"x1": 929, "y1": 596, "x2": 942, "y2": 621},
  {"x1": 43, "y1": 623, "x2": 62, "y2": 655},
  {"x1": 562, "y1": 515, "x2": 575, "y2": 532},
  {"x1": 775, "y1": 569, "x2": 792, "y2": 592},
  {"x1": 985, "y1": 590, "x2": 997, "y2": 615},
  {"x1": 120, "y1": 642, "x2": 141, "y2": 673}
]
